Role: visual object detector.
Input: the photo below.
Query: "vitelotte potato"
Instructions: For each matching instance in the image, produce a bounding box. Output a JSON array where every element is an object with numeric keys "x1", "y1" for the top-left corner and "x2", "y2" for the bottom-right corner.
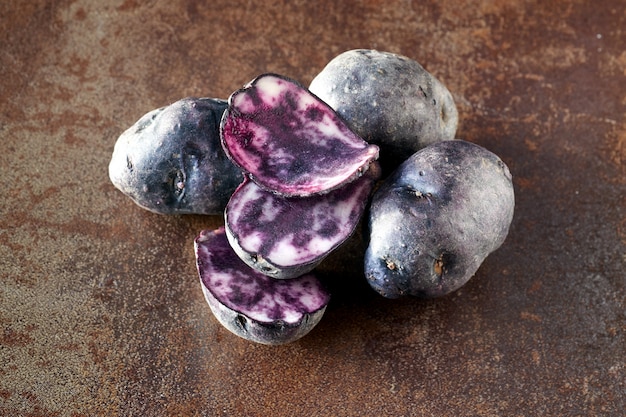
[
  {"x1": 220, "y1": 73, "x2": 379, "y2": 197},
  {"x1": 309, "y1": 49, "x2": 459, "y2": 173},
  {"x1": 195, "y1": 227, "x2": 330, "y2": 345},
  {"x1": 364, "y1": 140, "x2": 514, "y2": 298},
  {"x1": 225, "y1": 163, "x2": 380, "y2": 279},
  {"x1": 109, "y1": 97, "x2": 241, "y2": 214}
]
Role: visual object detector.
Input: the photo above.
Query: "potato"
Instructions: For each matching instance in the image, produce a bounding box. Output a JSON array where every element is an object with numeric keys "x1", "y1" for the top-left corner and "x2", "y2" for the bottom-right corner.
[
  {"x1": 364, "y1": 140, "x2": 515, "y2": 298},
  {"x1": 220, "y1": 73, "x2": 379, "y2": 197},
  {"x1": 109, "y1": 97, "x2": 241, "y2": 214},
  {"x1": 224, "y1": 164, "x2": 380, "y2": 279},
  {"x1": 195, "y1": 227, "x2": 330, "y2": 345},
  {"x1": 309, "y1": 49, "x2": 459, "y2": 173}
]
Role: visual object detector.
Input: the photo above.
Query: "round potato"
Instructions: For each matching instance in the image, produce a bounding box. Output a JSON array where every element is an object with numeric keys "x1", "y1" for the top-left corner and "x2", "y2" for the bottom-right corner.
[
  {"x1": 309, "y1": 49, "x2": 459, "y2": 172},
  {"x1": 364, "y1": 140, "x2": 515, "y2": 298},
  {"x1": 109, "y1": 97, "x2": 241, "y2": 215}
]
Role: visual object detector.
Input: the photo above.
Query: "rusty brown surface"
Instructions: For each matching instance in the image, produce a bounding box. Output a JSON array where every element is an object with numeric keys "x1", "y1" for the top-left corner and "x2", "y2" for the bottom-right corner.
[{"x1": 1, "y1": 0, "x2": 624, "y2": 415}]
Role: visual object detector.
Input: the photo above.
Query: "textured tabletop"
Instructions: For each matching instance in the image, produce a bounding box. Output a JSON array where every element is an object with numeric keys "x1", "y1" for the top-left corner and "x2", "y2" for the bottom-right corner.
[{"x1": 1, "y1": 1, "x2": 624, "y2": 415}]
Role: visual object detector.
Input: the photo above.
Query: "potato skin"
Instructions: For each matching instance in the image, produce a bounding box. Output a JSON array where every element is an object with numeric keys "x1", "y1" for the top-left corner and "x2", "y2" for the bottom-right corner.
[
  {"x1": 201, "y1": 284, "x2": 328, "y2": 346},
  {"x1": 309, "y1": 49, "x2": 458, "y2": 173},
  {"x1": 364, "y1": 140, "x2": 515, "y2": 298},
  {"x1": 108, "y1": 97, "x2": 241, "y2": 215}
]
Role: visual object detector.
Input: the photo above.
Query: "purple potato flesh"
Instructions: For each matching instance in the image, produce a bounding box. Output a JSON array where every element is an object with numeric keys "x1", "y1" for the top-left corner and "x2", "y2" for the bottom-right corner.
[
  {"x1": 225, "y1": 163, "x2": 381, "y2": 279},
  {"x1": 195, "y1": 227, "x2": 330, "y2": 345},
  {"x1": 220, "y1": 73, "x2": 379, "y2": 197},
  {"x1": 109, "y1": 97, "x2": 241, "y2": 214},
  {"x1": 364, "y1": 140, "x2": 515, "y2": 298}
]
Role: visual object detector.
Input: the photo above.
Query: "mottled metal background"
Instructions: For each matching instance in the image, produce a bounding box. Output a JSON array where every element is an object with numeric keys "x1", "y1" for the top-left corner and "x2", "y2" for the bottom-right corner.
[{"x1": 1, "y1": 1, "x2": 624, "y2": 416}]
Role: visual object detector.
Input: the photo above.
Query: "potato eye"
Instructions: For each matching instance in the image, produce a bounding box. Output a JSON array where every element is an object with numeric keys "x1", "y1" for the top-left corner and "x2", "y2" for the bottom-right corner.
[{"x1": 169, "y1": 170, "x2": 185, "y2": 199}]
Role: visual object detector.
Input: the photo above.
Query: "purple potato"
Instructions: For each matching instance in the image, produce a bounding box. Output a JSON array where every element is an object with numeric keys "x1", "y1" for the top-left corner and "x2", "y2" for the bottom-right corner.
[
  {"x1": 225, "y1": 163, "x2": 381, "y2": 279},
  {"x1": 220, "y1": 73, "x2": 379, "y2": 197},
  {"x1": 109, "y1": 97, "x2": 241, "y2": 214},
  {"x1": 309, "y1": 49, "x2": 459, "y2": 173},
  {"x1": 195, "y1": 227, "x2": 330, "y2": 345},
  {"x1": 364, "y1": 140, "x2": 514, "y2": 298}
]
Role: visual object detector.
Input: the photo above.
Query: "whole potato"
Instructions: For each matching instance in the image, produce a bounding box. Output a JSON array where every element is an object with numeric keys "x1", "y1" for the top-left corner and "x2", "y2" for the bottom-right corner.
[
  {"x1": 364, "y1": 140, "x2": 514, "y2": 298},
  {"x1": 109, "y1": 97, "x2": 241, "y2": 215},
  {"x1": 309, "y1": 49, "x2": 459, "y2": 173}
]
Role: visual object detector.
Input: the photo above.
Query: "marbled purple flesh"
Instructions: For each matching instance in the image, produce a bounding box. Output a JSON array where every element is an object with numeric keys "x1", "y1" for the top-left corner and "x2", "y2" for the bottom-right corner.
[
  {"x1": 195, "y1": 227, "x2": 330, "y2": 345},
  {"x1": 220, "y1": 73, "x2": 379, "y2": 197},
  {"x1": 225, "y1": 163, "x2": 381, "y2": 279},
  {"x1": 364, "y1": 140, "x2": 515, "y2": 298}
]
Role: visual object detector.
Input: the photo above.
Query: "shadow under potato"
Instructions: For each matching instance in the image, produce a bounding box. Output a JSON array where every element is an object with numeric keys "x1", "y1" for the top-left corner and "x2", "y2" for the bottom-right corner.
[{"x1": 313, "y1": 221, "x2": 377, "y2": 304}]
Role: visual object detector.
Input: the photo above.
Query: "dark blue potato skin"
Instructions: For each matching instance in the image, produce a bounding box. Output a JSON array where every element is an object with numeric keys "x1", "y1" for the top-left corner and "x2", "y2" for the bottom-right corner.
[
  {"x1": 309, "y1": 49, "x2": 459, "y2": 174},
  {"x1": 364, "y1": 140, "x2": 515, "y2": 298},
  {"x1": 108, "y1": 97, "x2": 242, "y2": 215}
]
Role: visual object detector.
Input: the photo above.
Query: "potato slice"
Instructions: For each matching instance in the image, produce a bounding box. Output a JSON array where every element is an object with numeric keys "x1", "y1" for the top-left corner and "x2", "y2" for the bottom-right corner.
[
  {"x1": 195, "y1": 227, "x2": 330, "y2": 345},
  {"x1": 220, "y1": 73, "x2": 379, "y2": 197}
]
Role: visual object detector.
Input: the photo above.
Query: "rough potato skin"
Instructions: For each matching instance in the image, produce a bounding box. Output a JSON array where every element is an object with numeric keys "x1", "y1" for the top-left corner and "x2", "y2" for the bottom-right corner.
[
  {"x1": 108, "y1": 97, "x2": 241, "y2": 215},
  {"x1": 364, "y1": 140, "x2": 515, "y2": 298},
  {"x1": 309, "y1": 49, "x2": 459, "y2": 173},
  {"x1": 201, "y1": 285, "x2": 327, "y2": 346}
]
